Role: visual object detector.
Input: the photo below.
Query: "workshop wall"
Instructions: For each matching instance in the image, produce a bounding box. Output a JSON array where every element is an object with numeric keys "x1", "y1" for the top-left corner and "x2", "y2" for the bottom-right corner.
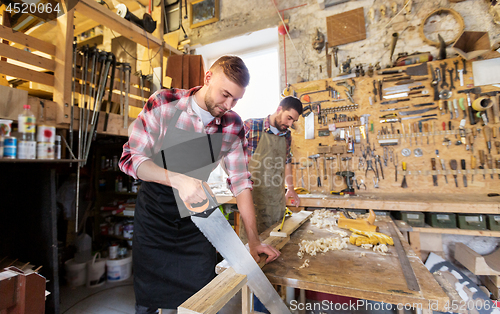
[{"x1": 187, "y1": 0, "x2": 500, "y2": 90}]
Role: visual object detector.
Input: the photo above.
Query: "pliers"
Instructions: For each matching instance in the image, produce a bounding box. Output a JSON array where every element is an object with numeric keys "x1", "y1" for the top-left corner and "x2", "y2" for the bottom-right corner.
[{"x1": 365, "y1": 159, "x2": 377, "y2": 178}]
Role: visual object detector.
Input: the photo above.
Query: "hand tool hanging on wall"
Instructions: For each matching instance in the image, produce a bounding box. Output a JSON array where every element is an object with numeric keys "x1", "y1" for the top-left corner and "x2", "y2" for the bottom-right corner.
[
  {"x1": 309, "y1": 154, "x2": 321, "y2": 187},
  {"x1": 496, "y1": 158, "x2": 500, "y2": 180},
  {"x1": 78, "y1": 46, "x2": 89, "y2": 163},
  {"x1": 70, "y1": 37, "x2": 77, "y2": 155},
  {"x1": 461, "y1": 159, "x2": 467, "y2": 187},
  {"x1": 440, "y1": 63, "x2": 449, "y2": 89},
  {"x1": 123, "y1": 63, "x2": 131, "y2": 128},
  {"x1": 85, "y1": 52, "x2": 113, "y2": 162},
  {"x1": 457, "y1": 87, "x2": 482, "y2": 125},
  {"x1": 450, "y1": 159, "x2": 458, "y2": 187},
  {"x1": 484, "y1": 126, "x2": 493, "y2": 154},
  {"x1": 487, "y1": 154, "x2": 494, "y2": 179},
  {"x1": 401, "y1": 162, "x2": 408, "y2": 188},
  {"x1": 479, "y1": 150, "x2": 486, "y2": 180},
  {"x1": 83, "y1": 46, "x2": 98, "y2": 155},
  {"x1": 103, "y1": 53, "x2": 117, "y2": 132},
  {"x1": 447, "y1": 69, "x2": 455, "y2": 90},
  {"x1": 440, "y1": 159, "x2": 448, "y2": 184},
  {"x1": 431, "y1": 158, "x2": 438, "y2": 186},
  {"x1": 377, "y1": 62, "x2": 428, "y2": 76},
  {"x1": 471, "y1": 155, "x2": 476, "y2": 183},
  {"x1": 318, "y1": 145, "x2": 329, "y2": 181}
]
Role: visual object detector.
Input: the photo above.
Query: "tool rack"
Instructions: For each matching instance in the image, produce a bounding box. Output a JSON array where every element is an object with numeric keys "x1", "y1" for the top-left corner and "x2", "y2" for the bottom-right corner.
[{"x1": 289, "y1": 56, "x2": 500, "y2": 196}]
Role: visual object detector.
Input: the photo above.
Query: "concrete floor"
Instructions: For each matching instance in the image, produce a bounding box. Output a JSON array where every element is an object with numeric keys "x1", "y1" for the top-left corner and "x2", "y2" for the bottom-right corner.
[{"x1": 60, "y1": 277, "x2": 135, "y2": 314}]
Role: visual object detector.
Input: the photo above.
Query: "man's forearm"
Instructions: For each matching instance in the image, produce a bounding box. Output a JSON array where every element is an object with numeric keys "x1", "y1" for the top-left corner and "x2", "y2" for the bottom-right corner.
[
  {"x1": 285, "y1": 163, "x2": 294, "y2": 188},
  {"x1": 136, "y1": 160, "x2": 184, "y2": 187},
  {"x1": 235, "y1": 189, "x2": 260, "y2": 245}
]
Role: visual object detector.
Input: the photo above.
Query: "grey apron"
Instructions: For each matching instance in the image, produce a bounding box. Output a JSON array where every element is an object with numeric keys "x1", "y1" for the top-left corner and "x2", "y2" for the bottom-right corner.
[{"x1": 241, "y1": 131, "x2": 287, "y2": 242}]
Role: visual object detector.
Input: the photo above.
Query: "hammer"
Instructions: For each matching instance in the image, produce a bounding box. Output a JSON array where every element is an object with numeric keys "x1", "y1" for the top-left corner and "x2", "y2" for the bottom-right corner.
[
  {"x1": 480, "y1": 91, "x2": 500, "y2": 124},
  {"x1": 457, "y1": 87, "x2": 482, "y2": 125},
  {"x1": 308, "y1": 154, "x2": 321, "y2": 187}
]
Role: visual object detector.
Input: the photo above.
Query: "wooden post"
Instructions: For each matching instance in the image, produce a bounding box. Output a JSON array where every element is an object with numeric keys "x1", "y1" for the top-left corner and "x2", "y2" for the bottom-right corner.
[
  {"x1": 409, "y1": 231, "x2": 421, "y2": 260},
  {"x1": 53, "y1": 9, "x2": 75, "y2": 124},
  {"x1": 242, "y1": 284, "x2": 252, "y2": 314}
]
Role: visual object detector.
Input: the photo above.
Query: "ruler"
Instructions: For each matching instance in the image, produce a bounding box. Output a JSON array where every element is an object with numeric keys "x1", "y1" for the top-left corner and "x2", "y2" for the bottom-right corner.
[{"x1": 388, "y1": 221, "x2": 420, "y2": 291}]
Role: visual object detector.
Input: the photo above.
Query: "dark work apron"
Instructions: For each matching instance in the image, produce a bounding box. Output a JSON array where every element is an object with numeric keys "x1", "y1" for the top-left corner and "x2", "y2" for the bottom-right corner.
[{"x1": 133, "y1": 109, "x2": 223, "y2": 309}]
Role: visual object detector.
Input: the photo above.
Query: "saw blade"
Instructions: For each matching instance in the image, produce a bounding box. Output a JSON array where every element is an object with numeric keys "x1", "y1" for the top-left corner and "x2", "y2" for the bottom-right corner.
[
  {"x1": 192, "y1": 209, "x2": 291, "y2": 314},
  {"x1": 398, "y1": 106, "x2": 438, "y2": 116}
]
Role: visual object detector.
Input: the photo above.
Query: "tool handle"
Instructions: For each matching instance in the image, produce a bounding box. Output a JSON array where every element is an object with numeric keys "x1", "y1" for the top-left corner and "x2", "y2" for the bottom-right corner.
[
  {"x1": 440, "y1": 159, "x2": 446, "y2": 170},
  {"x1": 317, "y1": 176, "x2": 322, "y2": 187},
  {"x1": 487, "y1": 155, "x2": 493, "y2": 169},
  {"x1": 461, "y1": 159, "x2": 466, "y2": 170},
  {"x1": 431, "y1": 158, "x2": 436, "y2": 171},
  {"x1": 442, "y1": 121, "x2": 446, "y2": 130},
  {"x1": 484, "y1": 126, "x2": 492, "y2": 141},
  {"x1": 468, "y1": 105, "x2": 476, "y2": 125},
  {"x1": 183, "y1": 182, "x2": 212, "y2": 213},
  {"x1": 471, "y1": 155, "x2": 476, "y2": 169},
  {"x1": 402, "y1": 161, "x2": 407, "y2": 171},
  {"x1": 418, "y1": 121, "x2": 422, "y2": 132},
  {"x1": 459, "y1": 98, "x2": 465, "y2": 111},
  {"x1": 479, "y1": 150, "x2": 485, "y2": 164}
]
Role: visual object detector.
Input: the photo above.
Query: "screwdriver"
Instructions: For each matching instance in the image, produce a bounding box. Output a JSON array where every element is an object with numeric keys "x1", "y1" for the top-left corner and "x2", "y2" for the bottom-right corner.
[
  {"x1": 401, "y1": 162, "x2": 408, "y2": 188},
  {"x1": 432, "y1": 121, "x2": 436, "y2": 145},
  {"x1": 497, "y1": 158, "x2": 500, "y2": 180},
  {"x1": 450, "y1": 159, "x2": 458, "y2": 188},
  {"x1": 413, "y1": 122, "x2": 418, "y2": 145},
  {"x1": 431, "y1": 158, "x2": 438, "y2": 186},
  {"x1": 418, "y1": 121, "x2": 423, "y2": 145},
  {"x1": 487, "y1": 154, "x2": 494, "y2": 179},
  {"x1": 461, "y1": 159, "x2": 467, "y2": 187},
  {"x1": 471, "y1": 155, "x2": 476, "y2": 183},
  {"x1": 408, "y1": 122, "x2": 412, "y2": 147},
  {"x1": 479, "y1": 150, "x2": 486, "y2": 180},
  {"x1": 424, "y1": 123, "x2": 429, "y2": 145},
  {"x1": 440, "y1": 159, "x2": 448, "y2": 184},
  {"x1": 484, "y1": 126, "x2": 492, "y2": 154}
]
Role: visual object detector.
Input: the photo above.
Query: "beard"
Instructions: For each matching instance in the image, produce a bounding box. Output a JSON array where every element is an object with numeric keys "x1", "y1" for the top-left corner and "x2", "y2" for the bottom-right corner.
[
  {"x1": 204, "y1": 86, "x2": 226, "y2": 118},
  {"x1": 273, "y1": 116, "x2": 288, "y2": 132}
]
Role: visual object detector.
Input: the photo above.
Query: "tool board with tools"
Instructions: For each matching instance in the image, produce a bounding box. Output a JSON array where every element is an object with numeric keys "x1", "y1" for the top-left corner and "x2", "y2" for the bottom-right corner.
[
  {"x1": 288, "y1": 56, "x2": 500, "y2": 195},
  {"x1": 71, "y1": 44, "x2": 151, "y2": 139}
]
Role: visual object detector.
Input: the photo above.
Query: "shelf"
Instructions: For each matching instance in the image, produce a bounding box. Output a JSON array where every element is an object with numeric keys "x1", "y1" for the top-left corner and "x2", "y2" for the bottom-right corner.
[
  {"x1": 74, "y1": 0, "x2": 182, "y2": 55},
  {"x1": 0, "y1": 159, "x2": 85, "y2": 163},
  {"x1": 410, "y1": 226, "x2": 500, "y2": 237}
]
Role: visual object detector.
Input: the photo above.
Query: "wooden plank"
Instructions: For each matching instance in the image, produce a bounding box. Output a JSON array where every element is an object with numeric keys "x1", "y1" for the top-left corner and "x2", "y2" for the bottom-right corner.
[
  {"x1": 411, "y1": 227, "x2": 500, "y2": 237},
  {"x1": 95, "y1": 111, "x2": 131, "y2": 136},
  {"x1": 0, "y1": 43, "x2": 55, "y2": 71},
  {"x1": 270, "y1": 210, "x2": 313, "y2": 237},
  {"x1": 261, "y1": 216, "x2": 449, "y2": 311},
  {"x1": 52, "y1": 8, "x2": 74, "y2": 124},
  {"x1": 178, "y1": 267, "x2": 247, "y2": 314},
  {"x1": 0, "y1": 85, "x2": 28, "y2": 120},
  {"x1": 454, "y1": 243, "x2": 500, "y2": 276},
  {"x1": 0, "y1": 61, "x2": 54, "y2": 86},
  {"x1": 220, "y1": 193, "x2": 500, "y2": 214},
  {"x1": 241, "y1": 285, "x2": 252, "y2": 314},
  {"x1": 479, "y1": 275, "x2": 500, "y2": 300},
  {"x1": 0, "y1": 25, "x2": 56, "y2": 56},
  {"x1": 409, "y1": 231, "x2": 422, "y2": 259}
]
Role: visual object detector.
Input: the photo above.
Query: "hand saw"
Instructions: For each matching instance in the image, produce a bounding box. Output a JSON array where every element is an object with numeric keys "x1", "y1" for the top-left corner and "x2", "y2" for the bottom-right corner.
[{"x1": 185, "y1": 182, "x2": 291, "y2": 313}]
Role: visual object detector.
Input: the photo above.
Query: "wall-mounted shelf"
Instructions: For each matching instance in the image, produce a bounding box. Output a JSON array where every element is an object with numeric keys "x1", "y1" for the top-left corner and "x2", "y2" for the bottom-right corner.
[{"x1": 0, "y1": 159, "x2": 85, "y2": 163}]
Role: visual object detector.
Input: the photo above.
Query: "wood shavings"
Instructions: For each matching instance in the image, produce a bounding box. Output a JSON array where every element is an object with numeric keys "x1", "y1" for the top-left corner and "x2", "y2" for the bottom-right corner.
[
  {"x1": 307, "y1": 230, "x2": 314, "y2": 234},
  {"x1": 327, "y1": 228, "x2": 348, "y2": 237},
  {"x1": 361, "y1": 244, "x2": 373, "y2": 250},
  {"x1": 360, "y1": 252, "x2": 366, "y2": 257},
  {"x1": 374, "y1": 244, "x2": 388, "y2": 255},
  {"x1": 299, "y1": 259, "x2": 310, "y2": 269},
  {"x1": 298, "y1": 237, "x2": 349, "y2": 258},
  {"x1": 310, "y1": 209, "x2": 339, "y2": 229}
]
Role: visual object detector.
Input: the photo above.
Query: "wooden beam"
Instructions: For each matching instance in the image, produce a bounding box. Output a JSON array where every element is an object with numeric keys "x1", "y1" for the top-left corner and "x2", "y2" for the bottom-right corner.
[
  {"x1": 74, "y1": 0, "x2": 167, "y2": 50},
  {"x1": 0, "y1": 43, "x2": 55, "y2": 71},
  {"x1": 0, "y1": 24, "x2": 56, "y2": 55},
  {"x1": 454, "y1": 243, "x2": 500, "y2": 276},
  {"x1": 178, "y1": 268, "x2": 247, "y2": 314},
  {"x1": 0, "y1": 61, "x2": 54, "y2": 85},
  {"x1": 53, "y1": 8, "x2": 74, "y2": 124}
]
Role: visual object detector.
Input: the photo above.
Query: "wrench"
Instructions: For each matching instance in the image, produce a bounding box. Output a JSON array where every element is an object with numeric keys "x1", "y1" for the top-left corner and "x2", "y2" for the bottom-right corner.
[
  {"x1": 447, "y1": 69, "x2": 455, "y2": 90},
  {"x1": 440, "y1": 63, "x2": 449, "y2": 89},
  {"x1": 453, "y1": 60, "x2": 459, "y2": 81},
  {"x1": 457, "y1": 69, "x2": 464, "y2": 86}
]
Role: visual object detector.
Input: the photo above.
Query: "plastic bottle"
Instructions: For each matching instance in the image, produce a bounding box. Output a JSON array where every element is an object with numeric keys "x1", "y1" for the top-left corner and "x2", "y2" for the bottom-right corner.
[
  {"x1": 17, "y1": 104, "x2": 36, "y2": 159},
  {"x1": 55, "y1": 135, "x2": 61, "y2": 159}
]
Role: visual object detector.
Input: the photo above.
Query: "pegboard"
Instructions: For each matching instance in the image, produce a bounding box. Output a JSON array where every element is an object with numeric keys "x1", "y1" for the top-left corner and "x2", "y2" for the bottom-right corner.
[
  {"x1": 326, "y1": 7, "x2": 366, "y2": 47},
  {"x1": 289, "y1": 56, "x2": 500, "y2": 195}
]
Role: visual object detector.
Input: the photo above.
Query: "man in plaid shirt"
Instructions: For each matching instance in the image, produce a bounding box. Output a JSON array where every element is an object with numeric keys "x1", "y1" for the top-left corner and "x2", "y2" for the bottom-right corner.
[
  {"x1": 242, "y1": 97, "x2": 302, "y2": 237},
  {"x1": 119, "y1": 56, "x2": 279, "y2": 313}
]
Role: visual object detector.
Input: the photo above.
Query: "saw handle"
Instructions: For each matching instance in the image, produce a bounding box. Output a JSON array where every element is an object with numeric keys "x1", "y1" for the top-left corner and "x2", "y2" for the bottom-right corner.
[{"x1": 183, "y1": 182, "x2": 213, "y2": 213}]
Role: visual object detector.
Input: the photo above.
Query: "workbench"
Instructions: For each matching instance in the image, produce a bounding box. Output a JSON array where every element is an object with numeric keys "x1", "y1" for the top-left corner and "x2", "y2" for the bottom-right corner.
[{"x1": 260, "y1": 214, "x2": 450, "y2": 311}]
